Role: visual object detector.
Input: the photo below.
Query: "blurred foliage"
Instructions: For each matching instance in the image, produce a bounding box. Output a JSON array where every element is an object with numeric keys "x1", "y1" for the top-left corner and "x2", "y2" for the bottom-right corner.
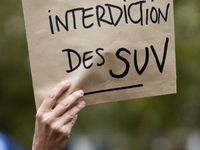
[
  {"x1": 0, "y1": 0, "x2": 35, "y2": 148},
  {"x1": 0, "y1": 0, "x2": 200, "y2": 150}
]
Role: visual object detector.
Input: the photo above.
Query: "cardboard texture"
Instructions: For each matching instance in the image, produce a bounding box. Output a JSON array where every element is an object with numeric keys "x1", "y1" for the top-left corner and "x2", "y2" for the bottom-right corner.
[{"x1": 22, "y1": 0, "x2": 176, "y2": 110}]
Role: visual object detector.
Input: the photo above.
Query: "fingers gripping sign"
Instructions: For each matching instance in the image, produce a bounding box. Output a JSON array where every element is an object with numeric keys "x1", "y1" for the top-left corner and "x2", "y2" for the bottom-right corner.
[
  {"x1": 32, "y1": 80, "x2": 85, "y2": 150},
  {"x1": 39, "y1": 80, "x2": 71, "y2": 112}
]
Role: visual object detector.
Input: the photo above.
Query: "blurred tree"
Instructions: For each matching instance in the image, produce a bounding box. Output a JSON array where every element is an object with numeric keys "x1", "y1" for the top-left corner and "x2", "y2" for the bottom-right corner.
[{"x1": 0, "y1": 0, "x2": 36, "y2": 148}]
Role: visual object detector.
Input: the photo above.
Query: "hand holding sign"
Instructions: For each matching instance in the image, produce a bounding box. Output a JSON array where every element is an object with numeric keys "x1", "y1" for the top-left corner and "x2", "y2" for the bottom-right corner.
[{"x1": 32, "y1": 80, "x2": 85, "y2": 150}]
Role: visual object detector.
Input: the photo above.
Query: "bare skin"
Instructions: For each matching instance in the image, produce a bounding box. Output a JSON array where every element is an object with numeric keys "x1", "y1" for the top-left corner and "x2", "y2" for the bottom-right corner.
[{"x1": 32, "y1": 80, "x2": 85, "y2": 150}]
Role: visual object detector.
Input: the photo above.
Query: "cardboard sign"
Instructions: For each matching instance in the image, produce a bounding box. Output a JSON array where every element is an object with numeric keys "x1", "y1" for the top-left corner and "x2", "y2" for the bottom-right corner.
[{"x1": 22, "y1": 0, "x2": 176, "y2": 109}]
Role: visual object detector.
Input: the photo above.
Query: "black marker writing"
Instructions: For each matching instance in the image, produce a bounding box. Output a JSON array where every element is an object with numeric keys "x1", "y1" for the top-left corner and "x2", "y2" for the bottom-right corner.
[
  {"x1": 109, "y1": 37, "x2": 169, "y2": 78},
  {"x1": 134, "y1": 47, "x2": 149, "y2": 75},
  {"x1": 62, "y1": 49, "x2": 81, "y2": 73},
  {"x1": 62, "y1": 48, "x2": 105, "y2": 73},
  {"x1": 48, "y1": 1, "x2": 170, "y2": 34},
  {"x1": 62, "y1": 37, "x2": 169, "y2": 78},
  {"x1": 150, "y1": 37, "x2": 169, "y2": 73},
  {"x1": 109, "y1": 48, "x2": 131, "y2": 78}
]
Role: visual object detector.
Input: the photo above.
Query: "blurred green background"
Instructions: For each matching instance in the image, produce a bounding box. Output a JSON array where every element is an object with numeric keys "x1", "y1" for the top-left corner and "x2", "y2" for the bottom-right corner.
[{"x1": 1, "y1": 0, "x2": 200, "y2": 150}]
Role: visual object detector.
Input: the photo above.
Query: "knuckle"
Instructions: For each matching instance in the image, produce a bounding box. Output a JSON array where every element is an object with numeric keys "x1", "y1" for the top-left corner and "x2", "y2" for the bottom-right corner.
[
  {"x1": 70, "y1": 120, "x2": 76, "y2": 125},
  {"x1": 62, "y1": 128, "x2": 71, "y2": 138},
  {"x1": 43, "y1": 115, "x2": 53, "y2": 126},
  {"x1": 68, "y1": 111, "x2": 75, "y2": 118},
  {"x1": 51, "y1": 123, "x2": 61, "y2": 132},
  {"x1": 71, "y1": 122, "x2": 75, "y2": 126},
  {"x1": 35, "y1": 111, "x2": 43, "y2": 120},
  {"x1": 61, "y1": 101, "x2": 69, "y2": 108},
  {"x1": 71, "y1": 115, "x2": 78, "y2": 125},
  {"x1": 47, "y1": 91, "x2": 56, "y2": 100}
]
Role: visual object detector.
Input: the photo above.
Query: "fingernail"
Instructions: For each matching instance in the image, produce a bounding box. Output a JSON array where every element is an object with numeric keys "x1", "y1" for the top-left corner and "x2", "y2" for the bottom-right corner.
[
  {"x1": 78, "y1": 90, "x2": 84, "y2": 96},
  {"x1": 79, "y1": 101, "x2": 85, "y2": 107},
  {"x1": 74, "y1": 114, "x2": 78, "y2": 119},
  {"x1": 64, "y1": 80, "x2": 70, "y2": 85}
]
